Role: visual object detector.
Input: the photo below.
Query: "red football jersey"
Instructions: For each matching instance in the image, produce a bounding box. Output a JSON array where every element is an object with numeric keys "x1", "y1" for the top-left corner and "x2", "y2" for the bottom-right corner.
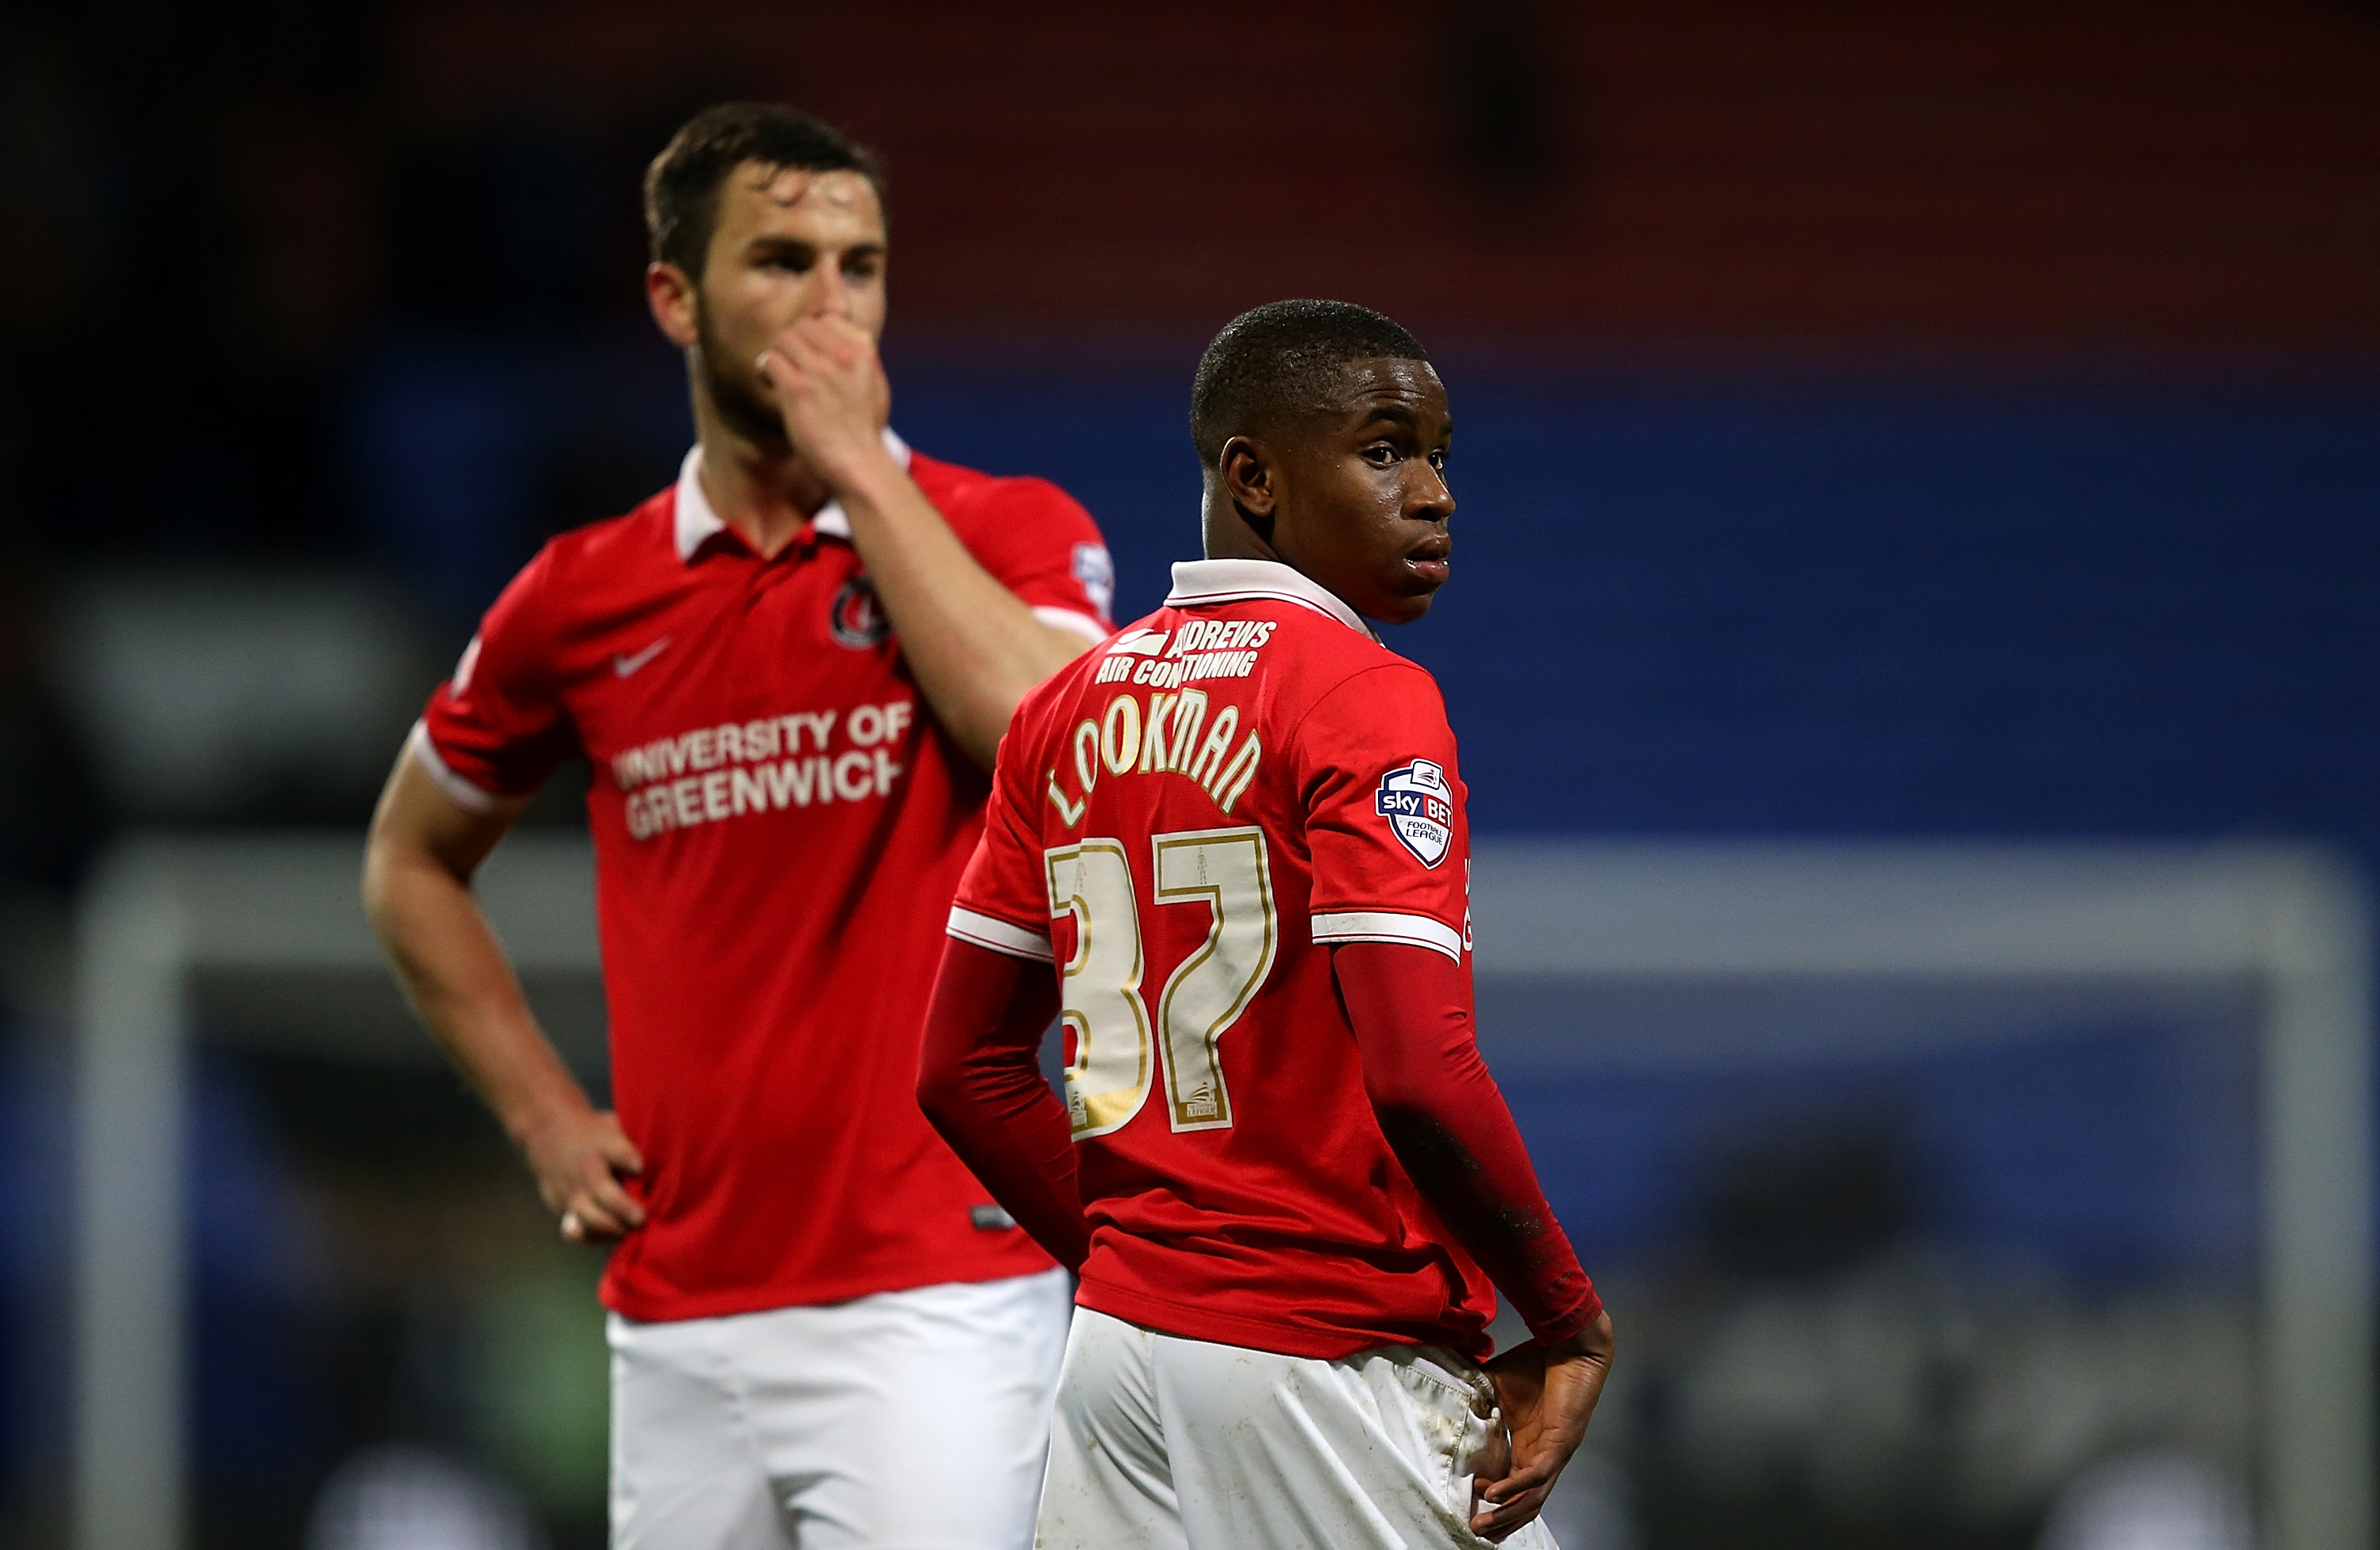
[
  {"x1": 948, "y1": 557, "x2": 1500, "y2": 1360},
  {"x1": 413, "y1": 433, "x2": 1114, "y2": 1322}
]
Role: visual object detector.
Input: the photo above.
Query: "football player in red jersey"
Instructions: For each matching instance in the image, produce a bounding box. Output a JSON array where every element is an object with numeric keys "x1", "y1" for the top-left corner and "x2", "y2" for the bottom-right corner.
[
  {"x1": 363, "y1": 106, "x2": 1114, "y2": 1548},
  {"x1": 918, "y1": 300, "x2": 1615, "y2": 1548}
]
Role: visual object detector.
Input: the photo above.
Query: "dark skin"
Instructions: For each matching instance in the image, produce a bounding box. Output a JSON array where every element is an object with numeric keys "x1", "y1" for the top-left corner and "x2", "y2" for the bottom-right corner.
[
  {"x1": 1203, "y1": 355, "x2": 1617, "y2": 1539},
  {"x1": 1204, "y1": 357, "x2": 1457, "y2": 623}
]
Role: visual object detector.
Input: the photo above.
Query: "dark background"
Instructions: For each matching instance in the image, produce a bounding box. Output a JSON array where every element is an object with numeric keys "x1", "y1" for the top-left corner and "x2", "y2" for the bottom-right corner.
[{"x1": 2, "y1": 2, "x2": 2374, "y2": 1546}]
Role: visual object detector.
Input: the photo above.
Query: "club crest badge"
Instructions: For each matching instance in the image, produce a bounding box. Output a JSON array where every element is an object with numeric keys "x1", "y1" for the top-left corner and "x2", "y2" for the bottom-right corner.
[
  {"x1": 1375, "y1": 759, "x2": 1454, "y2": 868},
  {"x1": 828, "y1": 577, "x2": 891, "y2": 650}
]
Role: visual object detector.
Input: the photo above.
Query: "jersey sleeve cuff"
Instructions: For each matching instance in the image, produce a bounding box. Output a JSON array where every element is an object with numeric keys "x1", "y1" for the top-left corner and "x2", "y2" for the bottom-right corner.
[
  {"x1": 1030, "y1": 606, "x2": 1112, "y2": 646},
  {"x1": 1311, "y1": 910, "x2": 1463, "y2": 963},
  {"x1": 948, "y1": 906, "x2": 1056, "y2": 963},
  {"x1": 406, "y1": 719, "x2": 503, "y2": 815},
  {"x1": 1525, "y1": 1284, "x2": 1606, "y2": 1349}
]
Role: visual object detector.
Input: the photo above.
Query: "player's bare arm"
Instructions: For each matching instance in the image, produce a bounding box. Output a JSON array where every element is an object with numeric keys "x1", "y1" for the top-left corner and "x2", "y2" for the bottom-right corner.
[
  {"x1": 762, "y1": 315, "x2": 1088, "y2": 766},
  {"x1": 645, "y1": 162, "x2": 1089, "y2": 769},
  {"x1": 363, "y1": 754, "x2": 645, "y2": 1242},
  {"x1": 369, "y1": 112, "x2": 1084, "y2": 1546}
]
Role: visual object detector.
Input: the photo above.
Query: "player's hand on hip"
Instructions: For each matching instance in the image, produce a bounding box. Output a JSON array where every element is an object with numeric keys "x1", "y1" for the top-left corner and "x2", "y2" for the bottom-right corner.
[
  {"x1": 521, "y1": 1106, "x2": 646, "y2": 1243},
  {"x1": 1472, "y1": 1310, "x2": 1616, "y2": 1541},
  {"x1": 758, "y1": 314, "x2": 894, "y2": 489}
]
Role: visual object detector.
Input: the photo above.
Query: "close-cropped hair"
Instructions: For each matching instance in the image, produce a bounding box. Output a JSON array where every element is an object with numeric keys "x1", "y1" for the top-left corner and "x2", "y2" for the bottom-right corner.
[
  {"x1": 643, "y1": 103, "x2": 887, "y2": 278},
  {"x1": 1190, "y1": 299, "x2": 1430, "y2": 469}
]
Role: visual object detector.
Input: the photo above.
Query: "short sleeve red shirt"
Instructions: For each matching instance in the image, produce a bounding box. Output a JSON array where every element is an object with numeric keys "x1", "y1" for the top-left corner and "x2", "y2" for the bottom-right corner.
[
  {"x1": 414, "y1": 433, "x2": 1114, "y2": 1322},
  {"x1": 949, "y1": 558, "x2": 1498, "y2": 1361}
]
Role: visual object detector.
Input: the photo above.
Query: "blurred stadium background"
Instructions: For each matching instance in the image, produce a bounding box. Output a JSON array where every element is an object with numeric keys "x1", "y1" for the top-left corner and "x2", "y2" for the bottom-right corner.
[{"x1": 3, "y1": 2, "x2": 2378, "y2": 1547}]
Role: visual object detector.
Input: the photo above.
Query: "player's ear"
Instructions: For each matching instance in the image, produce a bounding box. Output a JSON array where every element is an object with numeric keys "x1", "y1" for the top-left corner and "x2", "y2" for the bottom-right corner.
[
  {"x1": 1219, "y1": 435, "x2": 1277, "y2": 528},
  {"x1": 646, "y1": 262, "x2": 700, "y2": 349}
]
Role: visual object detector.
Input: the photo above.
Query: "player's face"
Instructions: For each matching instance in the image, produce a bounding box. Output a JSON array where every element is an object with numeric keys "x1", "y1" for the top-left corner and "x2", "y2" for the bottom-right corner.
[
  {"x1": 654, "y1": 163, "x2": 889, "y2": 449},
  {"x1": 1270, "y1": 359, "x2": 1455, "y2": 625}
]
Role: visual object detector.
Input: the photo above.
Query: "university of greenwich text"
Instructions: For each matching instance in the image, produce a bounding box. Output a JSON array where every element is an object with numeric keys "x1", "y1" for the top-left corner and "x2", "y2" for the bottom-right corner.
[
  {"x1": 613, "y1": 700, "x2": 914, "y2": 840},
  {"x1": 1046, "y1": 688, "x2": 1261, "y2": 825}
]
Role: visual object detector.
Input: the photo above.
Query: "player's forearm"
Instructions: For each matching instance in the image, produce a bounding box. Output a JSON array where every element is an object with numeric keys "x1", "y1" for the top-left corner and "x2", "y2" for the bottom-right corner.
[
  {"x1": 363, "y1": 842, "x2": 594, "y2": 1149},
  {"x1": 1374, "y1": 1099, "x2": 1601, "y2": 1344},
  {"x1": 917, "y1": 938, "x2": 1091, "y2": 1268},
  {"x1": 1333, "y1": 942, "x2": 1602, "y2": 1344},
  {"x1": 831, "y1": 454, "x2": 1087, "y2": 767}
]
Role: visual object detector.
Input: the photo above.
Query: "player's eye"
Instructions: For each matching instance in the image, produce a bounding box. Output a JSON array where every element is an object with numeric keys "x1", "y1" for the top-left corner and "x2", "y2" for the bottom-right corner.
[
  {"x1": 756, "y1": 245, "x2": 816, "y2": 274},
  {"x1": 1362, "y1": 443, "x2": 1399, "y2": 467},
  {"x1": 1427, "y1": 448, "x2": 1449, "y2": 471}
]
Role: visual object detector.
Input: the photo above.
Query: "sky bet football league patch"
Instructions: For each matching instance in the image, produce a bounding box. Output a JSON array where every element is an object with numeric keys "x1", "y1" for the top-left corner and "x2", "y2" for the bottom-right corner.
[
  {"x1": 1071, "y1": 542, "x2": 1115, "y2": 623},
  {"x1": 1375, "y1": 759, "x2": 1453, "y2": 868}
]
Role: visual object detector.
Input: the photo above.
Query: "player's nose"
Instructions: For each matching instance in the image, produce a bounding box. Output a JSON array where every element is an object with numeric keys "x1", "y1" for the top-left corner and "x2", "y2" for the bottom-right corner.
[
  {"x1": 1408, "y1": 462, "x2": 1455, "y2": 520},
  {"x1": 807, "y1": 262, "x2": 854, "y2": 320}
]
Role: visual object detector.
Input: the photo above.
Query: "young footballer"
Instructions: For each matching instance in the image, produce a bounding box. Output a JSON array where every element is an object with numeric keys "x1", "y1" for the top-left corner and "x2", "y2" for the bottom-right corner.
[
  {"x1": 364, "y1": 106, "x2": 1111, "y2": 1547},
  {"x1": 917, "y1": 300, "x2": 1614, "y2": 1547}
]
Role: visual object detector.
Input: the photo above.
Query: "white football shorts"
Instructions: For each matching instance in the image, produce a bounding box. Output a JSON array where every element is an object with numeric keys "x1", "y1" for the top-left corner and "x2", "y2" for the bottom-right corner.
[
  {"x1": 607, "y1": 1266, "x2": 1072, "y2": 1549},
  {"x1": 1037, "y1": 1306, "x2": 1558, "y2": 1550}
]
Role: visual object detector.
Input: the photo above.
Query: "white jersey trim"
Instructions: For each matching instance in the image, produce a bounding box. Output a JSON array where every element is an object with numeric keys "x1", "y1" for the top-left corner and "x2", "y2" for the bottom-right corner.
[
  {"x1": 948, "y1": 906, "x2": 1057, "y2": 964},
  {"x1": 673, "y1": 429, "x2": 912, "y2": 561},
  {"x1": 1165, "y1": 558, "x2": 1380, "y2": 641},
  {"x1": 406, "y1": 719, "x2": 501, "y2": 815},
  {"x1": 1311, "y1": 909, "x2": 1464, "y2": 963},
  {"x1": 1032, "y1": 605, "x2": 1113, "y2": 646}
]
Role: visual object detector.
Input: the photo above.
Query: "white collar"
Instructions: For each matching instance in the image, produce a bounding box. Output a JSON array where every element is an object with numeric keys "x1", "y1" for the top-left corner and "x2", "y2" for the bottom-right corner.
[
  {"x1": 1165, "y1": 558, "x2": 1379, "y2": 641},
  {"x1": 672, "y1": 428, "x2": 912, "y2": 562}
]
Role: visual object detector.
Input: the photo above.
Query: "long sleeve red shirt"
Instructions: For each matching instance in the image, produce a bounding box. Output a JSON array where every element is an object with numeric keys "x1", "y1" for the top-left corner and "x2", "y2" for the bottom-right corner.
[{"x1": 917, "y1": 936, "x2": 1599, "y2": 1345}]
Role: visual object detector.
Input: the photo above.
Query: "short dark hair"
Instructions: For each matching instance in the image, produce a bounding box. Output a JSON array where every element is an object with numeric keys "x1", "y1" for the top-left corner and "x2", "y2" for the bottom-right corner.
[
  {"x1": 643, "y1": 103, "x2": 886, "y2": 278},
  {"x1": 1189, "y1": 300, "x2": 1430, "y2": 468}
]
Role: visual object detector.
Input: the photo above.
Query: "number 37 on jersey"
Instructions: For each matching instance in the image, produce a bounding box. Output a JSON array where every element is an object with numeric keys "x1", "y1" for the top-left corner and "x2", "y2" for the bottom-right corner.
[{"x1": 1045, "y1": 827, "x2": 1278, "y2": 1142}]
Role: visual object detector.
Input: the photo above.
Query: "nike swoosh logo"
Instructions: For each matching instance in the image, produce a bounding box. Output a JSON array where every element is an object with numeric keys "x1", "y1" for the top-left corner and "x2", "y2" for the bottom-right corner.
[{"x1": 613, "y1": 638, "x2": 671, "y2": 677}]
